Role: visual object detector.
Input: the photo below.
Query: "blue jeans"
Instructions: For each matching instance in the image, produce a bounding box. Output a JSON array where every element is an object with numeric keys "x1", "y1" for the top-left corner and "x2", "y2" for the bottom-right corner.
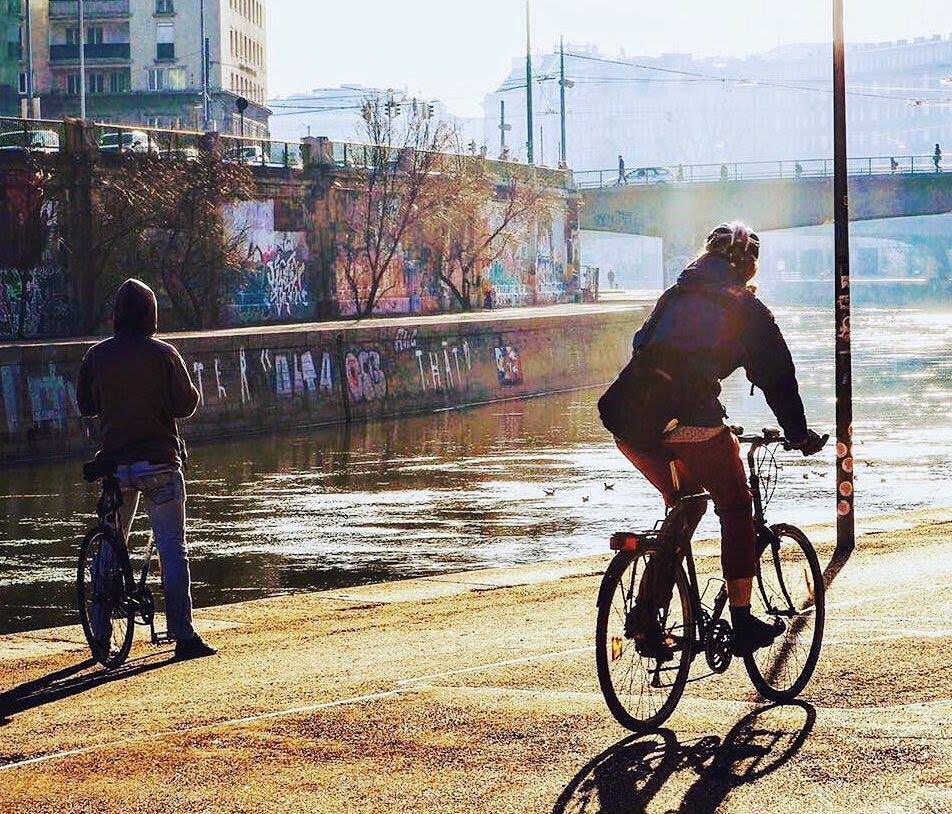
[{"x1": 117, "y1": 461, "x2": 195, "y2": 642}]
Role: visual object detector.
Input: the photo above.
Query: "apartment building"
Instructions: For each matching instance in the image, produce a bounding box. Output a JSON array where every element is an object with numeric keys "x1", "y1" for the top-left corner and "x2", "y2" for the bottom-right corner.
[{"x1": 8, "y1": 0, "x2": 269, "y2": 135}]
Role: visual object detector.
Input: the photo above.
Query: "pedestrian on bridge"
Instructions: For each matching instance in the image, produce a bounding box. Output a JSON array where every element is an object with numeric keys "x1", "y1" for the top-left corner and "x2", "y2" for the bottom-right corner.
[
  {"x1": 934, "y1": 144, "x2": 942, "y2": 173},
  {"x1": 618, "y1": 155, "x2": 626, "y2": 184}
]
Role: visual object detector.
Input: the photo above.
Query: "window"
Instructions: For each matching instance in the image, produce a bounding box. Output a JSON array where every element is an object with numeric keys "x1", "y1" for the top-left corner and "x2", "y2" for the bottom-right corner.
[
  {"x1": 18, "y1": 71, "x2": 27, "y2": 95},
  {"x1": 148, "y1": 67, "x2": 165, "y2": 90},
  {"x1": 67, "y1": 72, "x2": 81, "y2": 94},
  {"x1": 65, "y1": 27, "x2": 80, "y2": 46},
  {"x1": 110, "y1": 70, "x2": 130, "y2": 93},
  {"x1": 88, "y1": 72, "x2": 106, "y2": 94},
  {"x1": 156, "y1": 22, "x2": 174, "y2": 60},
  {"x1": 155, "y1": 0, "x2": 174, "y2": 13},
  {"x1": 87, "y1": 27, "x2": 104, "y2": 45}
]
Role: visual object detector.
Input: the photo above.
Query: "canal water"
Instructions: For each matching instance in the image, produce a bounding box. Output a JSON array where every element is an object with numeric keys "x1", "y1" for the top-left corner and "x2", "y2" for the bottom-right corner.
[{"x1": 1, "y1": 305, "x2": 950, "y2": 634}]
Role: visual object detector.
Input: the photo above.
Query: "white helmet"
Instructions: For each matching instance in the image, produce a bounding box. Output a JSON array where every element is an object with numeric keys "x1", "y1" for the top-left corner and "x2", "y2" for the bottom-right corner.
[{"x1": 705, "y1": 221, "x2": 760, "y2": 265}]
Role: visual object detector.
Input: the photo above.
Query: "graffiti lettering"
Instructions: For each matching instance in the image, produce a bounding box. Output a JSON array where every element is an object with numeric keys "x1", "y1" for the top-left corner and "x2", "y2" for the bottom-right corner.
[
  {"x1": 214, "y1": 358, "x2": 227, "y2": 400},
  {"x1": 495, "y1": 346, "x2": 523, "y2": 386},
  {"x1": 319, "y1": 352, "x2": 334, "y2": 393},
  {"x1": 274, "y1": 354, "x2": 292, "y2": 396},
  {"x1": 345, "y1": 350, "x2": 387, "y2": 402},
  {"x1": 393, "y1": 327, "x2": 418, "y2": 353},
  {"x1": 27, "y1": 365, "x2": 77, "y2": 427},
  {"x1": 1, "y1": 366, "x2": 18, "y2": 433},
  {"x1": 238, "y1": 348, "x2": 251, "y2": 404},
  {"x1": 192, "y1": 361, "x2": 205, "y2": 406}
]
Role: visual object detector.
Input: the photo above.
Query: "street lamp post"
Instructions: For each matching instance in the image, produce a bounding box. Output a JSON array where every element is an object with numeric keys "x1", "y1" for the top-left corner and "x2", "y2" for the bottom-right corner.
[
  {"x1": 199, "y1": 0, "x2": 210, "y2": 129},
  {"x1": 832, "y1": 0, "x2": 855, "y2": 556},
  {"x1": 78, "y1": 0, "x2": 86, "y2": 119}
]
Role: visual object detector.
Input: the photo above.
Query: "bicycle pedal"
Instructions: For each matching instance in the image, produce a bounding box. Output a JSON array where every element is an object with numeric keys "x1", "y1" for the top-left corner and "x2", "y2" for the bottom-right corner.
[{"x1": 151, "y1": 630, "x2": 174, "y2": 646}]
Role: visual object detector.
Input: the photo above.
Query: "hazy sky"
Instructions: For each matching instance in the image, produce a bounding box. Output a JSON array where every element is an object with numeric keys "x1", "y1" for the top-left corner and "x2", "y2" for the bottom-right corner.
[{"x1": 267, "y1": 1, "x2": 950, "y2": 116}]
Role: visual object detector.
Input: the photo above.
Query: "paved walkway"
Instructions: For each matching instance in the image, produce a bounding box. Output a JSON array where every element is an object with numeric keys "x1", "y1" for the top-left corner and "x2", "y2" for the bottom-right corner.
[
  {"x1": 1, "y1": 298, "x2": 652, "y2": 350},
  {"x1": 1, "y1": 508, "x2": 950, "y2": 813}
]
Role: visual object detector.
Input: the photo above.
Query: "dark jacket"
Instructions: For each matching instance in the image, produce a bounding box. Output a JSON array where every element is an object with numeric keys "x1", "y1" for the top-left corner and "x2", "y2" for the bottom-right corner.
[
  {"x1": 77, "y1": 279, "x2": 199, "y2": 465},
  {"x1": 632, "y1": 254, "x2": 808, "y2": 441}
]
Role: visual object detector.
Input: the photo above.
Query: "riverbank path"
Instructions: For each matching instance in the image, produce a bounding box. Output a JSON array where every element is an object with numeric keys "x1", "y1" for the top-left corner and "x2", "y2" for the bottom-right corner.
[{"x1": 1, "y1": 507, "x2": 950, "y2": 813}]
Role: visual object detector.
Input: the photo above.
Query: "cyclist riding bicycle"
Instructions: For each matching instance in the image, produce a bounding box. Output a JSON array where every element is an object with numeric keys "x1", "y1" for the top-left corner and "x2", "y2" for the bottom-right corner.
[
  {"x1": 599, "y1": 221, "x2": 826, "y2": 657},
  {"x1": 77, "y1": 278, "x2": 216, "y2": 660}
]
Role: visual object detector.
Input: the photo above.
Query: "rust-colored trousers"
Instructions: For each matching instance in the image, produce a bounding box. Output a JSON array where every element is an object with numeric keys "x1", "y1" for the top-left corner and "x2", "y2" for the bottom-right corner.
[{"x1": 616, "y1": 428, "x2": 756, "y2": 580}]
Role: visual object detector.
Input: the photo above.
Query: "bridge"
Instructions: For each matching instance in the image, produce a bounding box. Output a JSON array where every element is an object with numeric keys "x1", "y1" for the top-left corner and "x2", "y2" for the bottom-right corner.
[{"x1": 576, "y1": 157, "x2": 952, "y2": 286}]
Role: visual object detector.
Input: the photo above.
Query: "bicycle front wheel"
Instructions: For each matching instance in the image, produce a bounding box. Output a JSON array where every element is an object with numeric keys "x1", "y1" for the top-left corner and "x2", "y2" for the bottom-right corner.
[
  {"x1": 77, "y1": 528, "x2": 134, "y2": 669},
  {"x1": 744, "y1": 523, "x2": 825, "y2": 701},
  {"x1": 595, "y1": 549, "x2": 694, "y2": 732}
]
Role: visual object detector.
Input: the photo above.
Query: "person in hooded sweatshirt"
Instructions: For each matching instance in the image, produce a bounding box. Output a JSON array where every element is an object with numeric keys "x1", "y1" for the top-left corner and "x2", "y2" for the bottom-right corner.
[
  {"x1": 77, "y1": 278, "x2": 216, "y2": 660},
  {"x1": 606, "y1": 222, "x2": 826, "y2": 657}
]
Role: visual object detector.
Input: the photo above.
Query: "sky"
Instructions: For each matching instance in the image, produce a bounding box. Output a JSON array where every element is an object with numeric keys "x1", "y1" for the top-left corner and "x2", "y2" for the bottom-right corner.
[{"x1": 266, "y1": 1, "x2": 951, "y2": 117}]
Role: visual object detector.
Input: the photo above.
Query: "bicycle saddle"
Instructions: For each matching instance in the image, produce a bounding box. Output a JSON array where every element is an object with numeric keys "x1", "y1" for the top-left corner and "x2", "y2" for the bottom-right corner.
[{"x1": 83, "y1": 459, "x2": 118, "y2": 483}]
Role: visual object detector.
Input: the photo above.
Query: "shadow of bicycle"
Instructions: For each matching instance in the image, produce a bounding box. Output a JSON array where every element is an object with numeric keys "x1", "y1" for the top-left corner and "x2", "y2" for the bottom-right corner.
[
  {"x1": 0, "y1": 650, "x2": 174, "y2": 727},
  {"x1": 552, "y1": 701, "x2": 815, "y2": 814}
]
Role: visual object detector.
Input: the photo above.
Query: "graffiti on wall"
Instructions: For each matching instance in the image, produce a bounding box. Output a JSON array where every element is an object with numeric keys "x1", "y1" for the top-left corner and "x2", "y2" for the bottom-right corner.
[
  {"x1": 494, "y1": 345, "x2": 523, "y2": 386},
  {"x1": 27, "y1": 364, "x2": 78, "y2": 428},
  {"x1": 225, "y1": 201, "x2": 311, "y2": 324},
  {"x1": 345, "y1": 349, "x2": 388, "y2": 402},
  {"x1": 536, "y1": 210, "x2": 568, "y2": 303},
  {"x1": 413, "y1": 338, "x2": 472, "y2": 392},
  {"x1": 336, "y1": 245, "x2": 424, "y2": 317}
]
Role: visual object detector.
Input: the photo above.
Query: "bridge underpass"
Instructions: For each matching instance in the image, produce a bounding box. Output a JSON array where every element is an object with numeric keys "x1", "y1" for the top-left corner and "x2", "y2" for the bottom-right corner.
[{"x1": 578, "y1": 168, "x2": 952, "y2": 287}]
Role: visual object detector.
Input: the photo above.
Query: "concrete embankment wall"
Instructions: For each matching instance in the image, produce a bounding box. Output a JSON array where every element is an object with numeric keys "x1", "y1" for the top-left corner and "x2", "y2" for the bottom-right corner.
[{"x1": 0, "y1": 304, "x2": 648, "y2": 465}]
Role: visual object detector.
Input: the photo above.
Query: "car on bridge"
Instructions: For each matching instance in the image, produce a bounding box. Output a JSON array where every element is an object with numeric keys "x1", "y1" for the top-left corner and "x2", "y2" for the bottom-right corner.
[
  {"x1": 0, "y1": 129, "x2": 60, "y2": 153},
  {"x1": 98, "y1": 130, "x2": 160, "y2": 155},
  {"x1": 618, "y1": 166, "x2": 675, "y2": 185}
]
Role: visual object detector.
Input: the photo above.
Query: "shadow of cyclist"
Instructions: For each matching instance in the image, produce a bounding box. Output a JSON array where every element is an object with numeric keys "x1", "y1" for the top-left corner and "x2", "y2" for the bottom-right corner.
[
  {"x1": 0, "y1": 650, "x2": 174, "y2": 727},
  {"x1": 551, "y1": 701, "x2": 814, "y2": 814}
]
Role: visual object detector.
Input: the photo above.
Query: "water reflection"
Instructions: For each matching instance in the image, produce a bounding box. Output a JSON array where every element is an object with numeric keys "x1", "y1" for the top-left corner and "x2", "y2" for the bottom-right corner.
[{"x1": 1, "y1": 306, "x2": 949, "y2": 633}]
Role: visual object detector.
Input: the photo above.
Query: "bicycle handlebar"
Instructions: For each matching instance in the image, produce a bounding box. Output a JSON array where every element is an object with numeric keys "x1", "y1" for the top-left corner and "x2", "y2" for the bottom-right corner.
[{"x1": 730, "y1": 426, "x2": 830, "y2": 452}]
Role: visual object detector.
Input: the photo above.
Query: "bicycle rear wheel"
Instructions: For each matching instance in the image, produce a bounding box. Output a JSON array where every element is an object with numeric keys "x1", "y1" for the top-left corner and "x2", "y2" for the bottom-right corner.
[
  {"x1": 744, "y1": 523, "x2": 825, "y2": 701},
  {"x1": 595, "y1": 549, "x2": 694, "y2": 732},
  {"x1": 77, "y1": 528, "x2": 134, "y2": 669}
]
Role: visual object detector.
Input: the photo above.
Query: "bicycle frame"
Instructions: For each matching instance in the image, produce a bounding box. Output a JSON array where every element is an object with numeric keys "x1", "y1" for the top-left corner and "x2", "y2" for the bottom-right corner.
[{"x1": 95, "y1": 475, "x2": 157, "y2": 610}]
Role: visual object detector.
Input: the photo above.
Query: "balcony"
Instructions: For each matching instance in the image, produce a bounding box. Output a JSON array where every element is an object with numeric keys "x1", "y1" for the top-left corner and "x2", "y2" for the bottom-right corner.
[
  {"x1": 49, "y1": 43, "x2": 131, "y2": 63},
  {"x1": 49, "y1": 1, "x2": 131, "y2": 20}
]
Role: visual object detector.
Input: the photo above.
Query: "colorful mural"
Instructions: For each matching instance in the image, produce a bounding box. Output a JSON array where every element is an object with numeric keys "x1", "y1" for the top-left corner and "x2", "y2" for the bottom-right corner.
[{"x1": 224, "y1": 200, "x2": 312, "y2": 324}]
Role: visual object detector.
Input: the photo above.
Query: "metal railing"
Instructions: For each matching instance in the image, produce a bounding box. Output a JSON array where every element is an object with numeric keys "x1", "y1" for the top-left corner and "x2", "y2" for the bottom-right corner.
[
  {"x1": 49, "y1": 0, "x2": 131, "y2": 19},
  {"x1": 0, "y1": 116, "x2": 570, "y2": 181},
  {"x1": 574, "y1": 155, "x2": 945, "y2": 188}
]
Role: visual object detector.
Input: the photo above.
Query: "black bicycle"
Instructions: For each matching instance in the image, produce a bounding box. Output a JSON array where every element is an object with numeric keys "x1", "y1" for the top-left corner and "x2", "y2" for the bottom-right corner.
[
  {"x1": 77, "y1": 460, "x2": 169, "y2": 669},
  {"x1": 596, "y1": 427, "x2": 827, "y2": 731}
]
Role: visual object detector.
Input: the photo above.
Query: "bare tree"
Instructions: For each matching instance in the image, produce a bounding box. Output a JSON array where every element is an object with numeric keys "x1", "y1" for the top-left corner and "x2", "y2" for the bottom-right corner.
[
  {"x1": 421, "y1": 153, "x2": 555, "y2": 311},
  {"x1": 316, "y1": 94, "x2": 452, "y2": 318},
  {"x1": 85, "y1": 151, "x2": 253, "y2": 329}
]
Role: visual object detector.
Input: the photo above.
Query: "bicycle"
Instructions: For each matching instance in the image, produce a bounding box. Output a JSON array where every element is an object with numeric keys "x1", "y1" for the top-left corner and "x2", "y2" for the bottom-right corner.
[
  {"x1": 595, "y1": 427, "x2": 827, "y2": 731},
  {"x1": 77, "y1": 459, "x2": 171, "y2": 669}
]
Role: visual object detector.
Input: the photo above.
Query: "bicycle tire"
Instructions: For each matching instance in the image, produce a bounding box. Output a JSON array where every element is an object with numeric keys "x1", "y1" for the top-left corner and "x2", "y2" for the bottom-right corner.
[
  {"x1": 595, "y1": 549, "x2": 694, "y2": 732},
  {"x1": 77, "y1": 527, "x2": 135, "y2": 669},
  {"x1": 744, "y1": 523, "x2": 825, "y2": 701}
]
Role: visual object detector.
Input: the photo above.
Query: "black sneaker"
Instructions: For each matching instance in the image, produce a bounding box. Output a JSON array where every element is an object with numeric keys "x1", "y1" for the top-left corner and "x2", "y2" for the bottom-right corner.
[
  {"x1": 731, "y1": 614, "x2": 785, "y2": 656},
  {"x1": 174, "y1": 635, "x2": 218, "y2": 660}
]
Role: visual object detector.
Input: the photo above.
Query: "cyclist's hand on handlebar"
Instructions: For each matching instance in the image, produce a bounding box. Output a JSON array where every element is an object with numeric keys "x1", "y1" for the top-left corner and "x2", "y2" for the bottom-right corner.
[{"x1": 787, "y1": 429, "x2": 829, "y2": 456}]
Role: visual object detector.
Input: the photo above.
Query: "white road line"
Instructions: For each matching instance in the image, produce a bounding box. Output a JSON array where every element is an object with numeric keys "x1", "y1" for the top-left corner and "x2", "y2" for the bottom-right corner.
[{"x1": 0, "y1": 646, "x2": 593, "y2": 773}]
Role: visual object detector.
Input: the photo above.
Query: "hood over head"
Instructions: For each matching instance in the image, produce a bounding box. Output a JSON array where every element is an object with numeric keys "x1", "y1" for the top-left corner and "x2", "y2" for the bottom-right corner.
[{"x1": 113, "y1": 278, "x2": 158, "y2": 336}]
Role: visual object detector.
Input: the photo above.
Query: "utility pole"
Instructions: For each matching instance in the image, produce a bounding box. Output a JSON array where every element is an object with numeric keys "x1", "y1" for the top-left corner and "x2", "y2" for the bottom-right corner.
[
  {"x1": 199, "y1": 0, "x2": 210, "y2": 129},
  {"x1": 78, "y1": 0, "x2": 86, "y2": 119},
  {"x1": 498, "y1": 99, "x2": 510, "y2": 157},
  {"x1": 24, "y1": 0, "x2": 35, "y2": 117},
  {"x1": 524, "y1": 1, "x2": 533, "y2": 164},
  {"x1": 832, "y1": 0, "x2": 855, "y2": 556},
  {"x1": 559, "y1": 36, "x2": 567, "y2": 167}
]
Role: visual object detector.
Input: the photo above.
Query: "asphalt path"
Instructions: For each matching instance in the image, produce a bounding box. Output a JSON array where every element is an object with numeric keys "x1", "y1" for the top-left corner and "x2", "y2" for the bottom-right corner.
[{"x1": 1, "y1": 508, "x2": 949, "y2": 813}]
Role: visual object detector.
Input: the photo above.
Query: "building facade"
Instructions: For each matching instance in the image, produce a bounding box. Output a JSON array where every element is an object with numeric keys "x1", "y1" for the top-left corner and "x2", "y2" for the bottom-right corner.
[
  {"x1": 484, "y1": 35, "x2": 952, "y2": 170},
  {"x1": 267, "y1": 84, "x2": 483, "y2": 146},
  {"x1": 9, "y1": 0, "x2": 269, "y2": 135}
]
